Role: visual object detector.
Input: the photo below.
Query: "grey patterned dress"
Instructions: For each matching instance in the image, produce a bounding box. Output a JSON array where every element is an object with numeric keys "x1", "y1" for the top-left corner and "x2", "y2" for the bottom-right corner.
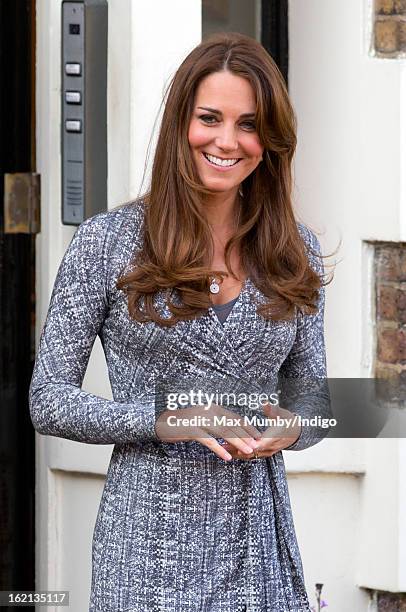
[{"x1": 29, "y1": 200, "x2": 328, "y2": 612}]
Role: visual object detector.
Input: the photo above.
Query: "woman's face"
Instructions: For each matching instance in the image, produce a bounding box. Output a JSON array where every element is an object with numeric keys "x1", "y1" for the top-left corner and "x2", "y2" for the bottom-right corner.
[{"x1": 188, "y1": 70, "x2": 264, "y2": 195}]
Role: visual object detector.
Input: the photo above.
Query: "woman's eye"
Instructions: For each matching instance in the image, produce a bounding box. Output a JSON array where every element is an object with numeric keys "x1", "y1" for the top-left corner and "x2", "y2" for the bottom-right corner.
[
  {"x1": 197, "y1": 115, "x2": 256, "y2": 130},
  {"x1": 198, "y1": 114, "x2": 217, "y2": 124},
  {"x1": 241, "y1": 121, "x2": 256, "y2": 130}
]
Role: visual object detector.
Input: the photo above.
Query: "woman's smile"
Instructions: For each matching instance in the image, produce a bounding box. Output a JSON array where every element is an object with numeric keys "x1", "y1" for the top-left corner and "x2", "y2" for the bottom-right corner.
[
  {"x1": 188, "y1": 71, "x2": 264, "y2": 194},
  {"x1": 201, "y1": 151, "x2": 242, "y2": 171}
]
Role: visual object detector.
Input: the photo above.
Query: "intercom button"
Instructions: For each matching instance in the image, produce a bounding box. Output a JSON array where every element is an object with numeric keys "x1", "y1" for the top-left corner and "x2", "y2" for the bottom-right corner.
[
  {"x1": 65, "y1": 63, "x2": 81, "y2": 76},
  {"x1": 65, "y1": 120, "x2": 82, "y2": 133},
  {"x1": 65, "y1": 91, "x2": 81, "y2": 104}
]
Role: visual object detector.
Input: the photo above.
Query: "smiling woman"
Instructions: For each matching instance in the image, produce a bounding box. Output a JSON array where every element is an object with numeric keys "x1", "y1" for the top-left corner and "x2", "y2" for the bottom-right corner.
[
  {"x1": 29, "y1": 31, "x2": 330, "y2": 612},
  {"x1": 116, "y1": 32, "x2": 324, "y2": 325},
  {"x1": 188, "y1": 71, "x2": 264, "y2": 186}
]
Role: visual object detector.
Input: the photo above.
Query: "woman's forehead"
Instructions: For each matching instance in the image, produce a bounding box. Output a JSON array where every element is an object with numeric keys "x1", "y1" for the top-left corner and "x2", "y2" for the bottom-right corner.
[{"x1": 194, "y1": 71, "x2": 256, "y2": 112}]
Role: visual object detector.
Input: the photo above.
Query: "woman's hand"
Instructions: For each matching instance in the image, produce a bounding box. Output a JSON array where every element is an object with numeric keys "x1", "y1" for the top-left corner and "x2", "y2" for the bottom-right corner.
[
  {"x1": 155, "y1": 403, "x2": 262, "y2": 461},
  {"x1": 221, "y1": 403, "x2": 301, "y2": 460}
]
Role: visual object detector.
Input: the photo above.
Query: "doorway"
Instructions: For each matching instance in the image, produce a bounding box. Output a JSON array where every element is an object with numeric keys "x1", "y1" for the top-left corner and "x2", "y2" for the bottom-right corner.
[
  {"x1": 0, "y1": 0, "x2": 36, "y2": 606},
  {"x1": 202, "y1": 0, "x2": 289, "y2": 85}
]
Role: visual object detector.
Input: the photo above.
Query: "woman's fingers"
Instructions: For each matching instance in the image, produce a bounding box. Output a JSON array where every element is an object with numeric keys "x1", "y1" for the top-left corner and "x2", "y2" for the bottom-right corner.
[
  {"x1": 206, "y1": 421, "x2": 261, "y2": 455},
  {"x1": 221, "y1": 435, "x2": 258, "y2": 455},
  {"x1": 202, "y1": 428, "x2": 258, "y2": 455},
  {"x1": 221, "y1": 443, "x2": 275, "y2": 460},
  {"x1": 200, "y1": 407, "x2": 261, "y2": 455},
  {"x1": 240, "y1": 421, "x2": 263, "y2": 440},
  {"x1": 196, "y1": 434, "x2": 233, "y2": 461},
  {"x1": 222, "y1": 435, "x2": 293, "y2": 459},
  {"x1": 222, "y1": 425, "x2": 261, "y2": 454},
  {"x1": 195, "y1": 420, "x2": 261, "y2": 459},
  {"x1": 156, "y1": 404, "x2": 269, "y2": 459},
  {"x1": 207, "y1": 406, "x2": 262, "y2": 453},
  {"x1": 214, "y1": 406, "x2": 262, "y2": 439}
]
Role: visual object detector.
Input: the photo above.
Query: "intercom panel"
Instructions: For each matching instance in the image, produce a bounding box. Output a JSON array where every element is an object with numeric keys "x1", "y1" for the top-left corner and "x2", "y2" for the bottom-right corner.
[{"x1": 61, "y1": 0, "x2": 108, "y2": 225}]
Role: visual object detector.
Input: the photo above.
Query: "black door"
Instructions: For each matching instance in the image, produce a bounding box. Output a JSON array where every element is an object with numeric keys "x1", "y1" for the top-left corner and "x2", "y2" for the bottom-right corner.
[
  {"x1": 262, "y1": 0, "x2": 289, "y2": 86},
  {"x1": 202, "y1": 0, "x2": 289, "y2": 85},
  {"x1": 0, "y1": 0, "x2": 36, "y2": 607}
]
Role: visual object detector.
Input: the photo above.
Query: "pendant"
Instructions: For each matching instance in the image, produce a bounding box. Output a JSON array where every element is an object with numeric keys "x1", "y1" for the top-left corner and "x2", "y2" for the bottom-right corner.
[{"x1": 209, "y1": 279, "x2": 220, "y2": 294}]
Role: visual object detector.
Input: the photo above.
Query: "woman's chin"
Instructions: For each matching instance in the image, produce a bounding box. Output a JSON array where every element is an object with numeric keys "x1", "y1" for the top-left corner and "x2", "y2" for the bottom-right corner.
[{"x1": 200, "y1": 178, "x2": 240, "y2": 194}]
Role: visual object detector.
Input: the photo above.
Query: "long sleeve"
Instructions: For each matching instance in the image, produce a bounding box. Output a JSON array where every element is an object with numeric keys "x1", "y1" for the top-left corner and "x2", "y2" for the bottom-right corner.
[
  {"x1": 29, "y1": 212, "x2": 161, "y2": 445},
  {"x1": 279, "y1": 225, "x2": 331, "y2": 451}
]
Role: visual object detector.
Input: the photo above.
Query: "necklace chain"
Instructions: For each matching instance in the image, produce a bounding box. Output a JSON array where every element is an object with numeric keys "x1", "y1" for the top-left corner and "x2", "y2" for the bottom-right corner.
[{"x1": 209, "y1": 198, "x2": 242, "y2": 295}]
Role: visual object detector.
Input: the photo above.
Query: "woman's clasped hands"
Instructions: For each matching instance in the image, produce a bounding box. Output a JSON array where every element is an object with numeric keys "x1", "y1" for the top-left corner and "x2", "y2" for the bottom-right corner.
[
  {"x1": 154, "y1": 402, "x2": 301, "y2": 461},
  {"x1": 221, "y1": 404, "x2": 302, "y2": 459}
]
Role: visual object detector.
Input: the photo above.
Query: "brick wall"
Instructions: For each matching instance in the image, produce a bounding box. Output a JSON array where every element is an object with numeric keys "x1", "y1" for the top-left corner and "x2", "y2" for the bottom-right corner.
[
  {"x1": 375, "y1": 244, "x2": 406, "y2": 381},
  {"x1": 374, "y1": 0, "x2": 406, "y2": 56},
  {"x1": 374, "y1": 244, "x2": 406, "y2": 610},
  {"x1": 376, "y1": 590, "x2": 406, "y2": 611}
]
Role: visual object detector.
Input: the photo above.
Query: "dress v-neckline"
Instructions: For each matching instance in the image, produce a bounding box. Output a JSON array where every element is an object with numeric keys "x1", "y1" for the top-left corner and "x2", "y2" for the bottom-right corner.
[
  {"x1": 207, "y1": 277, "x2": 250, "y2": 330},
  {"x1": 211, "y1": 295, "x2": 240, "y2": 309},
  {"x1": 210, "y1": 295, "x2": 240, "y2": 325},
  {"x1": 167, "y1": 278, "x2": 255, "y2": 358}
]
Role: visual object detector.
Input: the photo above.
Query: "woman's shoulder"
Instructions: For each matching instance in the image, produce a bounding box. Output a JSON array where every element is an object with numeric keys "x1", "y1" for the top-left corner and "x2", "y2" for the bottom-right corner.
[
  {"x1": 73, "y1": 198, "x2": 146, "y2": 254},
  {"x1": 296, "y1": 222, "x2": 321, "y2": 252},
  {"x1": 68, "y1": 199, "x2": 147, "y2": 296},
  {"x1": 296, "y1": 221, "x2": 324, "y2": 276},
  {"x1": 80, "y1": 198, "x2": 145, "y2": 235}
]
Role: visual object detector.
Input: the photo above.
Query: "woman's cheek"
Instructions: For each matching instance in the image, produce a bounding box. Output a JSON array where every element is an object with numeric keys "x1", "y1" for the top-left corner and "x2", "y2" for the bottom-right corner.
[
  {"x1": 242, "y1": 135, "x2": 263, "y2": 158},
  {"x1": 188, "y1": 121, "x2": 208, "y2": 147}
]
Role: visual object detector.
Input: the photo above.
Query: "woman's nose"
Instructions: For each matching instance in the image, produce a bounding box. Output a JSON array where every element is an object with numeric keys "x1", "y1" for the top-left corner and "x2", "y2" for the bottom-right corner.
[{"x1": 215, "y1": 126, "x2": 239, "y2": 152}]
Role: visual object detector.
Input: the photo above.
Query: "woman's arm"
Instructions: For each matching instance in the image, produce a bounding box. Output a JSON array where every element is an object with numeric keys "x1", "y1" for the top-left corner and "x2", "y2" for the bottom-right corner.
[
  {"x1": 29, "y1": 212, "x2": 161, "y2": 445},
  {"x1": 279, "y1": 225, "x2": 331, "y2": 451}
]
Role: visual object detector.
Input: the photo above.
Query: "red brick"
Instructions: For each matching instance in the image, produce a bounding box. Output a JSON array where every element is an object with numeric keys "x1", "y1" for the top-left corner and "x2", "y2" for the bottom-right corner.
[
  {"x1": 400, "y1": 329, "x2": 406, "y2": 362},
  {"x1": 398, "y1": 289, "x2": 406, "y2": 309},
  {"x1": 376, "y1": 365, "x2": 399, "y2": 380},
  {"x1": 398, "y1": 289, "x2": 406, "y2": 323},
  {"x1": 378, "y1": 328, "x2": 399, "y2": 363},
  {"x1": 394, "y1": 0, "x2": 406, "y2": 14},
  {"x1": 399, "y1": 20, "x2": 406, "y2": 50},
  {"x1": 400, "y1": 249, "x2": 406, "y2": 281},
  {"x1": 376, "y1": 0, "x2": 395, "y2": 14},
  {"x1": 376, "y1": 248, "x2": 401, "y2": 281},
  {"x1": 378, "y1": 591, "x2": 406, "y2": 610},
  {"x1": 377, "y1": 285, "x2": 398, "y2": 320},
  {"x1": 399, "y1": 311, "x2": 406, "y2": 325},
  {"x1": 375, "y1": 19, "x2": 399, "y2": 52}
]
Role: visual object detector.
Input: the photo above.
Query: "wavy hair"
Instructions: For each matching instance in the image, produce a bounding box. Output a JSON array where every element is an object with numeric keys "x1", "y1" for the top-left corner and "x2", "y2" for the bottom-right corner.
[{"x1": 116, "y1": 32, "x2": 331, "y2": 327}]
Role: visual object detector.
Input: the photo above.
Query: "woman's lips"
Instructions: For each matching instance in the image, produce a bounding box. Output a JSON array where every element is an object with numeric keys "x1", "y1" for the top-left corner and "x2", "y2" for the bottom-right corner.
[{"x1": 201, "y1": 151, "x2": 242, "y2": 172}]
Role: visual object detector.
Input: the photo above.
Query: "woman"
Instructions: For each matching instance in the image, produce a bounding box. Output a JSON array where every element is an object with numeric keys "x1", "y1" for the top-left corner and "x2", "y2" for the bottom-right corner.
[{"x1": 29, "y1": 32, "x2": 329, "y2": 612}]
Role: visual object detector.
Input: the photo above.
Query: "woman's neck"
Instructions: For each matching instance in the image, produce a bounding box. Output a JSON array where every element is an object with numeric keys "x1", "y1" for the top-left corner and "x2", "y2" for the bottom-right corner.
[{"x1": 203, "y1": 187, "x2": 241, "y2": 230}]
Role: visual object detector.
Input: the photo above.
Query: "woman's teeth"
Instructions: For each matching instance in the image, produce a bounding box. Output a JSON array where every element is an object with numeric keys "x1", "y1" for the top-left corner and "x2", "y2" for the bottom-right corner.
[{"x1": 203, "y1": 152, "x2": 240, "y2": 167}]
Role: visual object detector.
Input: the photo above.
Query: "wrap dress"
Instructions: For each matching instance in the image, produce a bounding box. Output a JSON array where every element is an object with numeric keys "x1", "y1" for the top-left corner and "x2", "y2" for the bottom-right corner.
[{"x1": 29, "y1": 200, "x2": 328, "y2": 612}]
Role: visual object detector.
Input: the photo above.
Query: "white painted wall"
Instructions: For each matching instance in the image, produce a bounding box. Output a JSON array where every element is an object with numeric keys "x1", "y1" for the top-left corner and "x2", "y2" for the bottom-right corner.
[
  {"x1": 288, "y1": 472, "x2": 370, "y2": 612},
  {"x1": 289, "y1": 0, "x2": 405, "y2": 377},
  {"x1": 287, "y1": 0, "x2": 406, "y2": 607},
  {"x1": 109, "y1": 0, "x2": 202, "y2": 204}
]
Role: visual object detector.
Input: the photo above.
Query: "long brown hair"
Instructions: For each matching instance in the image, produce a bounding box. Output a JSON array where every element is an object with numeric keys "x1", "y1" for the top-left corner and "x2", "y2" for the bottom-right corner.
[{"x1": 116, "y1": 32, "x2": 330, "y2": 327}]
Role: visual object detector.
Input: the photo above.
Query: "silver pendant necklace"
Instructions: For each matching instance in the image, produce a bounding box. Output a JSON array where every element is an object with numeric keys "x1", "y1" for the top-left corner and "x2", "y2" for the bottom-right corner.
[
  {"x1": 209, "y1": 192, "x2": 243, "y2": 296},
  {"x1": 209, "y1": 277, "x2": 220, "y2": 294}
]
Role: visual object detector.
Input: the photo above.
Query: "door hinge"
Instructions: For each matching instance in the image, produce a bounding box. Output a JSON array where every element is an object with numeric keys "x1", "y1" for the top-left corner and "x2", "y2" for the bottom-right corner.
[{"x1": 3, "y1": 172, "x2": 41, "y2": 234}]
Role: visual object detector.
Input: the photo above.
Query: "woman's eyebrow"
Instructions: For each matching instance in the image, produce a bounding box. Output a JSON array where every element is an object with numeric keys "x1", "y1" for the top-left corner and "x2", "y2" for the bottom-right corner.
[{"x1": 197, "y1": 106, "x2": 256, "y2": 118}]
